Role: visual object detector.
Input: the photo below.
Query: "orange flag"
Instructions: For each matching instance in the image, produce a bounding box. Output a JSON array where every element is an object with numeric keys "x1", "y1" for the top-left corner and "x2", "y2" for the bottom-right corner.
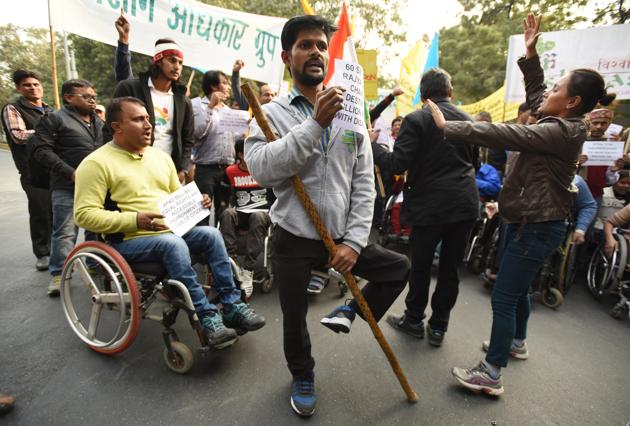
[{"x1": 324, "y1": 2, "x2": 352, "y2": 86}]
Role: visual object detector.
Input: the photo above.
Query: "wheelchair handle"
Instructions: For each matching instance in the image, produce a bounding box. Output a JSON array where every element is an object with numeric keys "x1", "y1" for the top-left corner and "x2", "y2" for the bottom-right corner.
[{"x1": 242, "y1": 83, "x2": 419, "y2": 403}]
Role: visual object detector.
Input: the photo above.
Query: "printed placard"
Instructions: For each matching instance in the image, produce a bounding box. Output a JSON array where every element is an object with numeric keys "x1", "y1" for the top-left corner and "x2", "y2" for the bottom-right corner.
[
  {"x1": 217, "y1": 108, "x2": 250, "y2": 134},
  {"x1": 582, "y1": 141, "x2": 624, "y2": 166},
  {"x1": 332, "y1": 59, "x2": 366, "y2": 133},
  {"x1": 159, "y1": 182, "x2": 209, "y2": 237}
]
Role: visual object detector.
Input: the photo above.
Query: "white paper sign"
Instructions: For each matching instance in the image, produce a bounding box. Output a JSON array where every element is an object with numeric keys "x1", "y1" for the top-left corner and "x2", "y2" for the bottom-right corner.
[
  {"x1": 159, "y1": 182, "x2": 209, "y2": 237},
  {"x1": 605, "y1": 123, "x2": 624, "y2": 139},
  {"x1": 505, "y1": 24, "x2": 630, "y2": 103},
  {"x1": 582, "y1": 141, "x2": 624, "y2": 166},
  {"x1": 217, "y1": 108, "x2": 250, "y2": 134},
  {"x1": 373, "y1": 118, "x2": 392, "y2": 150},
  {"x1": 50, "y1": 0, "x2": 287, "y2": 85},
  {"x1": 331, "y1": 59, "x2": 366, "y2": 133}
]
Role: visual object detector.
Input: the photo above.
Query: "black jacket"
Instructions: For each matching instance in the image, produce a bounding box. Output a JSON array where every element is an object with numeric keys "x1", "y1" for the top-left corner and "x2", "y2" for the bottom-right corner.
[
  {"x1": 30, "y1": 106, "x2": 105, "y2": 191},
  {"x1": 1, "y1": 97, "x2": 53, "y2": 178},
  {"x1": 113, "y1": 72, "x2": 194, "y2": 172},
  {"x1": 372, "y1": 98, "x2": 479, "y2": 226}
]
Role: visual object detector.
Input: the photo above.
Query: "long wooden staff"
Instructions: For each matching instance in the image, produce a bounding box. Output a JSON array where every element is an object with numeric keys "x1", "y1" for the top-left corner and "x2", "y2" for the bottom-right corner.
[{"x1": 241, "y1": 83, "x2": 419, "y2": 403}]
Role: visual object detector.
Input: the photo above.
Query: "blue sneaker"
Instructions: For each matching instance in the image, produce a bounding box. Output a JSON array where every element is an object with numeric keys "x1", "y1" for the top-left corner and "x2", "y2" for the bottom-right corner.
[
  {"x1": 320, "y1": 304, "x2": 356, "y2": 333},
  {"x1": 290, "y1": 377, "x2": 316, "y2": 417}
]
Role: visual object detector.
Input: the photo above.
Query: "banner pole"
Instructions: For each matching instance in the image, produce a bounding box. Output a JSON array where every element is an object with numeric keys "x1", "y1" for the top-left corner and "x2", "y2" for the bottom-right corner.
[{"x1": 48, "y1": 0, "x2": 61, "y2": 109}]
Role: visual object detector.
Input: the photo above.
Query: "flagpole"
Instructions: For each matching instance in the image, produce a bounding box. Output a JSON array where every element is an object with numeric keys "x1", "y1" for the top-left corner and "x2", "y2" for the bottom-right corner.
[{"x1": 48, "y1": 0, "x2": 61, "y2": 109}]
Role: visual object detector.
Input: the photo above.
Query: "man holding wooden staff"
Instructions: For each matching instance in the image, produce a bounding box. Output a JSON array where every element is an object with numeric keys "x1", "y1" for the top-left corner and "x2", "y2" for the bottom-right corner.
[{"x1": 245, "y1": 15, "x2": 410, "y2": 417}]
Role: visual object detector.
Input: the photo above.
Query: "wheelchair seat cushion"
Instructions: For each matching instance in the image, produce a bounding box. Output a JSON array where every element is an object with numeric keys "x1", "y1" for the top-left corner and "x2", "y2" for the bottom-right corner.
[{"x1": 129, "y1": 262, "x2": 167, "y2": 278}]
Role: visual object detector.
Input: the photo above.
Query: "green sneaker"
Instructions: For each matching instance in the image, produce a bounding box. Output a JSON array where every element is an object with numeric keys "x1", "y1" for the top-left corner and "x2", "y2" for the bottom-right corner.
[
  {"x1": 223, "y1": 302, "x2": 266, "y2": 334},
  {"x1": 48, "y1": 275, "x2": 61, "y2": 297}
]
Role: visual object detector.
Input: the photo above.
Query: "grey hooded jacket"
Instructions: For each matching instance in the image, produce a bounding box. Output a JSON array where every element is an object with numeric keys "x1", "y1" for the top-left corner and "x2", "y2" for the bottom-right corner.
[{"x1": 245, "y1": 95, "x2": 375, "y2": 254}]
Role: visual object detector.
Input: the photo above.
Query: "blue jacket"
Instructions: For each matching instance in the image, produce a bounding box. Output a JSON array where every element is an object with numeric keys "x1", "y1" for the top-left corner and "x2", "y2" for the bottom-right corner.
[
  {"x1": 476, "y1": 163, "x2": 501, "y2": 198},
  {"x1": 572, "y1": 175, "x2": 597, "y2": 233}
]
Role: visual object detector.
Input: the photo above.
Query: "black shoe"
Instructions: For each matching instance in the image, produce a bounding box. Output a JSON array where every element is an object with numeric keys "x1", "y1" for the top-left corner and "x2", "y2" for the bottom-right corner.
[
  {"x1": 223, "y1": 302, "x2": 266, "y2": 335},
  {"x1": 427, "y1": 326, "x2": 445, "y2": 347},
  {"x1": 386, "y1": 314, "x2": 424, "y2": 338},
  {"x1": 201, "y1": 313, "x2": 238, "y2": 349}
]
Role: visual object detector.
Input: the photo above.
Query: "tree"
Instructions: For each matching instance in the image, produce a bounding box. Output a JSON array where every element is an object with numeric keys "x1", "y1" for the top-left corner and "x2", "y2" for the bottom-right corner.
[
  {"x1": 593, "y1": 0, "x2": 629, "y2": 25},
  {"x1": 440, "y1": 0, "x2": 589, "y2": 104}
]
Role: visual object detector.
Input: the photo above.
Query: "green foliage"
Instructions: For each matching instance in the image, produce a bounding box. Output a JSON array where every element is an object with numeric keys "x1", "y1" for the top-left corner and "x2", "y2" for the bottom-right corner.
[
  {"x1": 593, "y1": 0, "x2": 629, "y2": 25},
  {"x1": 0, "y1": 25, "x2": 67, "y2": 108},
  {"x1": 440, "y1": 0, "x2": 590, "y2": 104}
]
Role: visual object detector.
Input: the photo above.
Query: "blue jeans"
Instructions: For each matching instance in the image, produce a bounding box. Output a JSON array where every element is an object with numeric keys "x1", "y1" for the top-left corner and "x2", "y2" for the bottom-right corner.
[
  {"x1": 113, "y1": 226, "x2": 241, "y2": 317},
  {"x1": 50, "y1": 189, "x2": 78, "y2": 275},
  {"x1": 485, "y1": 221, "x2": 566, "y2": 367}
]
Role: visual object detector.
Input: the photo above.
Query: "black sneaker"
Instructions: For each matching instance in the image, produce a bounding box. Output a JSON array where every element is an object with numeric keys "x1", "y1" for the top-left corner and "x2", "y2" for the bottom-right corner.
[
  {"x1": 320, "y1": 305, "x2": 356, "y2": 333},
  {"x1": 201, "y1": 313, "x2": 238, "y2": 349},
  {"x1": 223, "y1": 302, "x2": 266, "y2": 335},
  {"x1": 386, "y1": 313, "x2": 424, "y2": 338},
  {"x1": 427, "y1": 326, "x2": 445, "y2": 347},
  {"x1": 290, "y1": 376, "x2": 316, "y2": 417}
]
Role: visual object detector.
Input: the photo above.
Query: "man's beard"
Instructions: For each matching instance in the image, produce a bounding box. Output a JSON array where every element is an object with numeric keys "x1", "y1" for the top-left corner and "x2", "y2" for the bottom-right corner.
[{"x1": 294, "y1": 67, "x2": 325, "y2": 86}]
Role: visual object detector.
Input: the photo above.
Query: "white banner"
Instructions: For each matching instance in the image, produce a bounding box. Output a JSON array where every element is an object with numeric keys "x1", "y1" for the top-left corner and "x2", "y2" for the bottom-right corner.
[
  {"x1": 505, "y1": 24, "x2": 630, "y2": 103},
  {"x1": 51, "y1": 0, "x2": 287, "y2": 85},
  {"x1": 581, "y1": 141, "x2": 624, "y2": 166},
  {"x1": 159, "y1": 181, "x2": 209, "y2": 236}
]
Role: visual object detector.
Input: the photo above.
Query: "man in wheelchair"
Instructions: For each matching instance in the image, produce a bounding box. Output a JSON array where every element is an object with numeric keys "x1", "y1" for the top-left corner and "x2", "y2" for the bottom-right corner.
[
  {"x1": 73, "y1": 97, "x2": 265, "y2": 350},
  {"x1": 219, "y1": 137, "x2": 273, "y2": 298}
]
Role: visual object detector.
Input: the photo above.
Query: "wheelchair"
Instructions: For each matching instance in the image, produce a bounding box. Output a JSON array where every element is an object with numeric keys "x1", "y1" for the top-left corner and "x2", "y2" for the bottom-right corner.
[
  {"x1": 376, "y1": 194, "x2": 410, "y2": 248},
  {"x1": 464, "y1": 203, "x2": 501, "y2": 275},
  {"x1": 59, "y1": 240, "x2": 242, "y2": 374},
  {"x1": 587, "y1": 228, "x2": 630, "y2": 320}
]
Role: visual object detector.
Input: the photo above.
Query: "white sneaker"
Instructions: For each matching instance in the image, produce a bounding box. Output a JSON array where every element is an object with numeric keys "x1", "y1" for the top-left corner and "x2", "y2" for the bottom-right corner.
[{"x1": 240, "y1": 269, "x2": 254, "y2": 298}]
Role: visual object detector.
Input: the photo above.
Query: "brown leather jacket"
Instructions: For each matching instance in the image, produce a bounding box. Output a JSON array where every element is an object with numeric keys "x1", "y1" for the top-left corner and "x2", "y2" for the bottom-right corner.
[{"x1": 444, "y1": 55, "x2": 587, "y2": 224}]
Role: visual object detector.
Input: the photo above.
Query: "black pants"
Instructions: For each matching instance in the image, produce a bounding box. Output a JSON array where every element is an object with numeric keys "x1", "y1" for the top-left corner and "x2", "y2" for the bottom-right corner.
[
  {"x1": 20, "y1": 175, "x2": 51, "y2": 258},
  {"x1": 194, "y1": 164, "x2": 230, "y2": 225},
  {"x1": 273, "y1": 226, "x2": 410, "y2": 379},
  {"x1": 405, "y1": 220, "x2": 475, "y2": 331},
  {"x1": 219, "y1": 208, "x2": 271, "y2": 270}
]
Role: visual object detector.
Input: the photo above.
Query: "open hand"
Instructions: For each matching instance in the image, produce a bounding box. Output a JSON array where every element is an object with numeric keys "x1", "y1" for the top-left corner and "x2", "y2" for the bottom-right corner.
[
  {"x1": 523, "y1": 13, "x2": 542, "y2": 58},
  {"x1": 313, "y1": 86, "x2": 345, "y2": 129},
  {"x1": 137, "y1": 212, "x2": 167, "y2": 232},
  {"x1": 426, "y1": 99, "x2": 446, "y2": 129}
]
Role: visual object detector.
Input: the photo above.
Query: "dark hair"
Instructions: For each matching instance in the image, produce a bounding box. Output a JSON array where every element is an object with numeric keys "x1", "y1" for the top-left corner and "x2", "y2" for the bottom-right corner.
[
  {"x1": 12, "y1": 70, "x2": 40, "y2": 86},
  {"x1": 391, "y1": 116, "x2": 403, "y2": 127},
  {"x1": 475, "y1": 111, "x2": 492, "y2": 122},
  {"x1": 281, "y1": 15, "x2": 337, "y2": 51},
  {"x1": 234, "y1": 137, "x2": 245, "y2": 157},
  {"x1": 105, "y1": 97, "x2": 147, "y2": 128},
  {"x1": 201, "y1": 70, "x2": 228, "y2": 97},
  {"x1": 518, "y1": 102, "x2": 530, "y2": 114},
  {"x1": 568, "y1": 69, "x2": 616, "y2": 115},
  {"x1": 61, "y1": 79, "x2": 93, "y2": 104},
  {"x1": 420, "y1": 68, "x2": 452, "y2": 100}
]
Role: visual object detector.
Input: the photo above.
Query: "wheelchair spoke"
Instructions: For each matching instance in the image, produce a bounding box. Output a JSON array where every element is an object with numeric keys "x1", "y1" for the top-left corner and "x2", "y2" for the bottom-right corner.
[
  {"x1": 75, "y1": 258, "x2": 101, "y2": 295},
  {"x1": 87, "y1": 303, "x2": 103, "y2": 339}
]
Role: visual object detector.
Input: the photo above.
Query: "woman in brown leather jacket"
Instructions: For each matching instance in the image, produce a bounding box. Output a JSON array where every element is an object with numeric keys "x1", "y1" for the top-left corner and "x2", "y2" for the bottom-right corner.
[{"x1": 427, "y1": 14, "x2": 616, "y2": 395}]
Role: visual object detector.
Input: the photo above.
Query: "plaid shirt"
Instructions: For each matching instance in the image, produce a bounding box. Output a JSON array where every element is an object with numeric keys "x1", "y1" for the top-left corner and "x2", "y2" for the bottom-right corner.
[
  {"x1": 288, "y1": 86, "x2": 332, "y2": 151},
  {"x1": 2, "y1": 104, "x2": 36, "y2": 144}
]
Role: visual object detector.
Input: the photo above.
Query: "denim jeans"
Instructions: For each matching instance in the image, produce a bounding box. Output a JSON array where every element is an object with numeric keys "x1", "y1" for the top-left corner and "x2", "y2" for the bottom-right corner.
[
  {"x1": 50, "y1": 189, "x2": 79, "y2": 275},
  {"x1": 485, "y1": 220, "x2": 566, "y2": 367},
  {"x1": 113, "y1": 226, "x2": 241, "y2": 317}
]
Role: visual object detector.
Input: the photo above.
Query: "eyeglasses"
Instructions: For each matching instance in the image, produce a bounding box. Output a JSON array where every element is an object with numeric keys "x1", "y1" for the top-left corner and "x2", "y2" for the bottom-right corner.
[{"x1": 68, "y1": 93, "x2": 97, "y2": 101}]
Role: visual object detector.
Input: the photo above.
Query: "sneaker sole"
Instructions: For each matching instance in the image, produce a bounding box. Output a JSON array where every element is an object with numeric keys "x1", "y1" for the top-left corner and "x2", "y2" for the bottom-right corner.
[
  {"x1": 47, "y1": 289, "x2": 60, "y2": 297},
  {"x1": 320, "y1": 317, "x2": 351, "y2": 334},
  {"x1": 452, "y1": 374, "x2": 504, "y2": 396},
  {"x1": 386, "y1": 316, "x2": 424, "y2": 339},
  {"x1": 290, "y1": 397, "x2": 315, "y2": 417},
  {"x1": 306, "y1": 287, "x2": 324, "y2": 295},
  {"x1": 212, "y1": 335, "x2": 238, "y2": 350},
  {"x1": 481, "y1": 342, "x2": 529, "y2": 360}
]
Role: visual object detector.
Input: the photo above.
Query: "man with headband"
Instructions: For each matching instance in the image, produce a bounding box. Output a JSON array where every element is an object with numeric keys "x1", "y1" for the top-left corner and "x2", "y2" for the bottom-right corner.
[{"x1": 114, "y1": 38, "x2": 193, "y2": 183}]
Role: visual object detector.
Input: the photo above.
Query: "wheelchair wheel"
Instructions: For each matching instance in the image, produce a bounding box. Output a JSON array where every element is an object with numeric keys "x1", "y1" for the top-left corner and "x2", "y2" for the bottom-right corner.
[
  {"x1": 587, "y1": 244, "x2": 616, "y2": 300},
  {"x1": 60, "y1": 241, "x2": 141, "y2": 355},
  {"x1": 163, "y1": 341, "x2": 194, "y2": 374},
  {"x1": 541, "y1": 287, "x2": 563, "y2": 309}
]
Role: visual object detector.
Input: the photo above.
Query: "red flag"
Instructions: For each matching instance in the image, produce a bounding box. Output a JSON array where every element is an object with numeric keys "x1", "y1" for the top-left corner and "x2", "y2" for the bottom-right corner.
[{"x1": 324, "y1": 2, "x2": 352, "y2": 85}]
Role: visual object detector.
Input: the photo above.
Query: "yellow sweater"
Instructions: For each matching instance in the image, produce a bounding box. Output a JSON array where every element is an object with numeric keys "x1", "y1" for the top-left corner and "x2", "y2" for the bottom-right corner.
[{"x1": 74, "y1": 142, "x2": 181, "y2": 240}]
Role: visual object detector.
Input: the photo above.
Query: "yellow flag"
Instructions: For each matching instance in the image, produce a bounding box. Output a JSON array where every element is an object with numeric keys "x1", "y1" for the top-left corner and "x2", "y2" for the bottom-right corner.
[
  {"x1": 459, "y1": 82, "x2": 520, "y2": 122},
  {"x1": 300, "y1": 0, "x2": 315, "y2": 15},
  {"x1": 397, "y1": 38, "x2": 429, "y2": 116}
]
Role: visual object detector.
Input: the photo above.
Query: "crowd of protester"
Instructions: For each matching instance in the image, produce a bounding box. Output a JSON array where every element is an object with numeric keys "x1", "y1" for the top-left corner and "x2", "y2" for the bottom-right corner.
[{"x1": 1, "y1": 11, "x2": 626, "y2": 418}]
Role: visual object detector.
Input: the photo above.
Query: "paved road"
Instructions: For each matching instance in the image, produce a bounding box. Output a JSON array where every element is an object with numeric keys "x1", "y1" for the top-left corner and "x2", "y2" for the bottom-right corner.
[{"x1": 1, "y1": 150, "x2": 629, "y2": 425}]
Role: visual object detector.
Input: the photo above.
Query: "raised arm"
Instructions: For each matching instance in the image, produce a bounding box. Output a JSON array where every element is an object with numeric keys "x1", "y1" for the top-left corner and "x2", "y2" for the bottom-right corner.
[
  {"x1": 519, "y1": 13, "x2": 545, "y2": 115},
  {"x1": 114, "y1": 10, "x2": 133, "y2": 81}
]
